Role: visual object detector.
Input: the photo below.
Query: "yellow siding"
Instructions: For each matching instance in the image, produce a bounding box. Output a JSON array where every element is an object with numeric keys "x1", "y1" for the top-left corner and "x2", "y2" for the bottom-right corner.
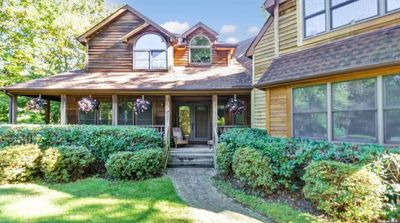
[
  {"x1": 278, "y1": 0, "x2": 297, "y2": 53},
  {"x1": 268, "y1": 87, "x2": 289, "y2": 137}
]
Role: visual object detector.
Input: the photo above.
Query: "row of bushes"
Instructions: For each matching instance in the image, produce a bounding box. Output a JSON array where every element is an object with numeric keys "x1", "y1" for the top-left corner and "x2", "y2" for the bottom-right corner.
[
  {"x1": 217, "y1": 128, "x2": 400, "y2": 222},
  {"x1": 0, "y1": 144, "x2": 165, "y2": 184},
  {"x1": 0, "y1": 125, "x2": 163, "y2": 162}
]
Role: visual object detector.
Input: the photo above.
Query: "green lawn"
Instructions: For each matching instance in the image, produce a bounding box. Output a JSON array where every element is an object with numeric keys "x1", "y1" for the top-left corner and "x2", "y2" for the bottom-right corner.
[
  {"x1": 0, "y1": 177, "x2": 192, "y2": 223},
  {"x1": 213, "y1": 179, "x2": 326, "y2": 223}
]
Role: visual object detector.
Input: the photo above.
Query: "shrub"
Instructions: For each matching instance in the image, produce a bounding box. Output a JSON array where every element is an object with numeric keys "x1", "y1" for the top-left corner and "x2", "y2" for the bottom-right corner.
[
  {"x1": 0, "y1": 125, "x2": 163, "y2": 162},
  {"x1": 41, "y1": 146, "x2": 95, "y2": 183},
  {"x1": 0, "y1": 144, "x2": 42, "y2": 184},
  {"x1": 232, "y1": 147, "x2": 275, "y2": 193},
  {"x1": 303, "y1": 160, "x2": 385, "y2": 222},
  {"x1": 216, "y1": 143, "x2": 232, "y2": 176},
  {"x1": 106, "y1": 149, "x2": 164, "y2": 180}
]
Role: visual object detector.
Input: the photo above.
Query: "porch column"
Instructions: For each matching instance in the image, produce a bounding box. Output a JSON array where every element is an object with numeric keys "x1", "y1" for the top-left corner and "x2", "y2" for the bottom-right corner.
[
  {"x1": 212, "y1": 95, "x2": 218, "y2": 167},
  {"x1": 60, "y1": 94, "x2": 67, "y2": 125},
  {"x1": 164, "y1": 95, "x2": 171, "y2": 148},
  {"x1": 9, "y1": 95, "x2": 17, "y2": 124},
  {"x1": 45, "y1": 99, "x2": 50, "y2": 124},
  {"x1": 112, "y1": 95, "x2": 118, "y2": 126}
]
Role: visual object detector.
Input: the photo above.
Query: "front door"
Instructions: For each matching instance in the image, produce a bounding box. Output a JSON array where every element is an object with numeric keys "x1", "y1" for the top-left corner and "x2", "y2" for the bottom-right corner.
[{"x1": 177, "y1": 103, "x2": 210, "y2": 142}]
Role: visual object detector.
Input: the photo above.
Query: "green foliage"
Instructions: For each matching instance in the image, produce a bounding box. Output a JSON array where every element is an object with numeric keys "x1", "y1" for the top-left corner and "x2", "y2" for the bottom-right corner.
[
  {"x1": 216, "y1": 143, "x2": 232, "y2": 176},
  {"x1": 232, "y1": 148, "x2": 275, "y2": 193},
  {"x1": 41, "y1": 146, "x2": 95, "y2": 183},
  {"x1": 0, "y1": 125, "x2": 163, "y2": 162},
  {"x1": 106, "y1": 150, "x2": 164, "y2": 180},
  {"x1": 303, "y1": 161, "x2": 385, "y2": 222},
  {"x1": 0, "y1": 144, "x2": 42, "y2": 184}
]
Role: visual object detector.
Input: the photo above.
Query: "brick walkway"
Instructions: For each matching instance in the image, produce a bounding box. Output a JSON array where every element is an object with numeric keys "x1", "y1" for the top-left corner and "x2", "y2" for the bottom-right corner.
[{"x1": 167, "y1": 168, "x2": 270, "y2": 223}]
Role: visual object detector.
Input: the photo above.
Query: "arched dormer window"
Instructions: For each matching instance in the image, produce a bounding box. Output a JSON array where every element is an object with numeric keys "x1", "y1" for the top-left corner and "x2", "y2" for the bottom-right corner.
[
  {"x1": 134, "y1": 33, "x2": 167, "y2": 69},
  {"x1": 189, "y1": 35, "x2": 211, "y2": 64}
]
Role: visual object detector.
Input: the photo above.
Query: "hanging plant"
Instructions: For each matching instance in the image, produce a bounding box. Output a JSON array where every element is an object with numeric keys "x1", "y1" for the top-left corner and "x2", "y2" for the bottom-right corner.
[
  {"x1": 26, "y1": 95, "x2": 47, "y2": 111},
  {"x1": 78, "y1": 96, "x2": 100, "y2": 113},
  {"x1": 226, "y1": 95, "x2": 245, "y2": 115},
  {"x1": 134, "y1": 95, "x2": 151, "y2": 115}
]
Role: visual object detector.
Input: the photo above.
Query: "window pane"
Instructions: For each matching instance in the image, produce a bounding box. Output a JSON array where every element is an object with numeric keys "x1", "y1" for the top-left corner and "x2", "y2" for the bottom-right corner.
[
  {"x1": 190, "y1": 36, "x2": 211, "y2": 46},
  {"x1": 293, "y1": 85, "x2": 327, "y2": 112},
  {"x1": 233, "y1": 114, "x2": 245, "y2": 125},
  {"x1": 333, "y1": 111, "x2": 377, "y2": 142},
  {"x1": 384, "y1": 74, "x2": 400, "y2": 108},
  {"x1": 136, "y1": 104, "x2": 152, "y2": 125},
  {"x1": 190, "y1": 48, "x2": 211, "y2": 63},
  {"x1": 332, "y1": 78, "x2": 376, "y2": 110},
  {"x1": 304, "y1": 0, "x2": 325, "y2": 16},
  {"x1": 305, "y1": 13, "x2": 326, "y2": 37},
  {"x1": 135, "y1": 34, "x2": 167, "y2": 50},
  {"x1": 79, "y1": 110, "x2": 96, "y2": 125},
  {"x1": 384, "y1": 109, "x2": 400, "y2": 143},
  {"x1": 150, "y1": 51, "x2": 167, "y2": 69},
  {"x1": 294, "y1": 113, "x2": 327, "y2": 139},
  {"x1": 118, "y1": 102, "x2": 133, "y2": 125},
  {"x1": 332, "y1": 0, "x2": 378, "y2": 29},
  {"x1": 387, "y1": 0, "x2": 400, "y2": 11},
  {"x1": 99, "y1": 102, "x2": 112, "y2": 125},
  {"x1": 217, "y1": 104, "x2": 226, "y2": 126},
  {"x1": 134, "y1": 52, "x2": 149, "y2": 69}
]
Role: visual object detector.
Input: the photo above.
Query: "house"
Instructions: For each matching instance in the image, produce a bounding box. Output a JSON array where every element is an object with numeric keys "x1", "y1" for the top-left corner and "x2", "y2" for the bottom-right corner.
[
  {"x1": 247, "y1": 0, "x2": 400, "y2": 144},
  {"x1": 2, "y1": 5, "x2": 253, "y2": 152}
]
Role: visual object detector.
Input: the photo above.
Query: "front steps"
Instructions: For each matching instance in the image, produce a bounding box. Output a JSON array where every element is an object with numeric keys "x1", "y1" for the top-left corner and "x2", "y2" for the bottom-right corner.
[{"x1": 168, "y1": 146, "x2": 214, "y2": 168}]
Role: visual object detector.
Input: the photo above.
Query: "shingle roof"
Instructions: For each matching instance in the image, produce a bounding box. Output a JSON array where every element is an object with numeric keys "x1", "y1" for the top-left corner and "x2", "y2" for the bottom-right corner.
[
  {"x1": 235, "y1": 37, "x2": 254, "y2": 73},
  {"x1": 2, "y1": 59, "x2": 251, "y2": 93},
  {"x1": 256, "y1": 25, "x2": 400, "y2": 87}
]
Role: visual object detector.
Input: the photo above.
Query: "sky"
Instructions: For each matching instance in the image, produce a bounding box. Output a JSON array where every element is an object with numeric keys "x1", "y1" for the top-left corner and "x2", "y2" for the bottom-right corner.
[{"x1": 105, "y1": 0, "x2": 267, "y2": 44}]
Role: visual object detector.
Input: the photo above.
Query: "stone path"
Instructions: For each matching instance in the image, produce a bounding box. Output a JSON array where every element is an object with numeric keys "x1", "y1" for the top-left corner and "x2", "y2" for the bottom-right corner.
[{"x1": 167, "y1": 168, "x2": 271, "y2": 223}]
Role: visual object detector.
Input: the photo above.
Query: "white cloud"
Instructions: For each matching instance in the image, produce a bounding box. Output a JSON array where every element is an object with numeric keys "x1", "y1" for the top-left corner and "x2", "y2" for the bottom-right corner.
[
  {"x1": 161, "y1": 21, "x2": 190, "y2": 34},
  {"x1": 220, "y1": 25, "x2": 237, "y2": 34},
  {"x1": 247, "y1": 26, "x2": 260, "y2": 35},
  {"x1": 226, "y1": 37, "x2": 239, "y2": 44}
]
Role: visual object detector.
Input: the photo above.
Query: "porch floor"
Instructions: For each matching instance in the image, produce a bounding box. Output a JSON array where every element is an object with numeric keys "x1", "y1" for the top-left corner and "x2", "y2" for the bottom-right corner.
[{"x1": 168, "y1": 145, "x2": 214, "y2": 168}]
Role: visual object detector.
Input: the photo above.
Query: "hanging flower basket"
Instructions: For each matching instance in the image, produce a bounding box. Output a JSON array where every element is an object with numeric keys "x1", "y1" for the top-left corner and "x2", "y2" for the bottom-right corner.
[
  {"x1": 26, "y1": 96, "x2": 47, "y2": 111},
  {"x1": 78, "y1": 96, "x2": 100, "y2": 113},
  {"x1": 134, "y1": 96, "x2": 150, "y2": 115},
  {"x1": 226, "y1": 95, "x2": 245, "y2": 115}
]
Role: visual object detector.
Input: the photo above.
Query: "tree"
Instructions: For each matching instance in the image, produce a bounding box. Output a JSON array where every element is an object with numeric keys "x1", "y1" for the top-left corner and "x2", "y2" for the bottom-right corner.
[{"x1": 0, "y1": 0, "x2": 111, "y2": 123}]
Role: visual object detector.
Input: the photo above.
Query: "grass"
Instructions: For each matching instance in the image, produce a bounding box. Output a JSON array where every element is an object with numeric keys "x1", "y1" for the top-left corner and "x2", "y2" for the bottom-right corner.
[
  {"x1": 0, "y1": 177, "x2": 192, "y2": 223},
  {"x1": 213, "y1": 178, "x2": 327, "y2": 223}
]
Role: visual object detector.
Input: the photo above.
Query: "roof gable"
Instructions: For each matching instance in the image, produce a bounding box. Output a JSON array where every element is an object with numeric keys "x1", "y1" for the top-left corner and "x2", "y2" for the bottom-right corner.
[
  {"x1": 78, "y1": 5, "x2": 176, "y2": 44},
  {"x1": 245, "y1": 16, "x2": 273, "y2": 57},
  {"x1": 182, "y1": 22, "x2": 219, "y2": 38}
]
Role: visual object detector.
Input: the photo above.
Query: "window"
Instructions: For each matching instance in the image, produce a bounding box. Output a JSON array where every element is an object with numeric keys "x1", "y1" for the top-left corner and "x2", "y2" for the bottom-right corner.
[
  {"x1": 118, "y1": 102, "x2": 134, "y2": 125},
  {"x1": 332, "y1": 78, "x2": 377, "y2": 142},
  {"x1": 135, "y1": 103, "x2": 153, "y2": 125},
  {"x1": 79, "y1": 101, "x2": 112, "y2": 125},
  {"x1": 79, "y1": 110, "x2": 96, "y2": 125},
  {"x1": 387, "y1": 0, "x2": 400, "y2": 11},
  {"x1": 293, "y1": 85, "x2": 328, "y2": 139},
  {"x1": 303, "y1": 0, "x2": 393, "y2": 38},
  {"x1": 134, "y1": 34, "x2": 167, "y2": 69},
  {"x1": 384, "y1": 74, "x2": 400, "y2": 143},
  {"x1": 190, "y1": 36, "x2": 211, "y2": 64}
]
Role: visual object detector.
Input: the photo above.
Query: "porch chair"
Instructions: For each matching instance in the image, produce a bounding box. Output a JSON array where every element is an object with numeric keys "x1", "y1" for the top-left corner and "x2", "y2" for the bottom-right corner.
[{"x1": 172, "y1": 127, "x2": 189, "y2": 148}]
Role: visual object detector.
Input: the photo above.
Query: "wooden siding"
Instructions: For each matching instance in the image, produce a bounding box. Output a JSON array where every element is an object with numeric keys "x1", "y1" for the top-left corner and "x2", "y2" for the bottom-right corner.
[
  {"x1": 252, "y1": 19, "x2": 275, "y2": 129},
  {"x1": 278, "y1": 0, "x2": 297, "y2": 53},
  {"x1": 88, "y1": 11, "x2": 145, "y2": 71},
  {"x1": 267, "y1": 86, "x2": 289, "y2": 137}
]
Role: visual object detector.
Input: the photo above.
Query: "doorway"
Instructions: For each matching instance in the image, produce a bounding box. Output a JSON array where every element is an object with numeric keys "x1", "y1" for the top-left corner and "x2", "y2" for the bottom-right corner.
[{"x1": 176, "y1": 103, "x2": 211, "y2": 143}]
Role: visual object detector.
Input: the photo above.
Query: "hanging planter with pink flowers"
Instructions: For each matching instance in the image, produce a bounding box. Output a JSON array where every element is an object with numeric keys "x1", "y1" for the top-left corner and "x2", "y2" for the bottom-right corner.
[
  {"x1": 26, "y1": 95, "x2": 47, "y2": 111},
  {"x1": 78, "y1": 96, "x2": 100, "y2": 113},
  {"x1": 226, "y1": 95, "x2": 245, "y2": 115},
  {"x1": 134, "y1": 95, "x2": 151, "y2": 115}
]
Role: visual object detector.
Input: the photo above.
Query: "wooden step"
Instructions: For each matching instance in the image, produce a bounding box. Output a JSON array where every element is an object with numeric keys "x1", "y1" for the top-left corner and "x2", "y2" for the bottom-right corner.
[{"x1": 168, "y1": 147, "x2": 214, "y2": 168}]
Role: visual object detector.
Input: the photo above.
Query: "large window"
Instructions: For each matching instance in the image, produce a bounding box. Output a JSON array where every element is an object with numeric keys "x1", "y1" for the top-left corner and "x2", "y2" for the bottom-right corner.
[
  {"x1": 190, "y1": 36, "x2": 211, "y2": 64},
  {"x1": 384, "y1": 74, "x2": 400, "y2": 143},
  {"x1": 332, "y1": 79, "x2": 377, "y2": 142},
  {"x1": 79, "y1": 101, "x2": 112, "y2": 125},
  {"x1": 303, "y1": 0, "x2": 396, "y2": 38},
  {"x1": 118, "y1": 102, "x2": 134, "y2": 125},
  {"x1": 135, "y1": 105, "x2": 153, "y2": 125},
  {"x1": 293, "y1": 85, "x2": 328, "y2": 139},
  {"x1": 134, "y1": 34, "x2": 167, "y2": 69}
]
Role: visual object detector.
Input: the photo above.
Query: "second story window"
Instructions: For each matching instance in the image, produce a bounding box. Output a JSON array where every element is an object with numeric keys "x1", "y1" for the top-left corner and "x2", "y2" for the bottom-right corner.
[
  {"x1": 304, "y1": 0, "x2": 399, "y2": 38},
  {"x1": 189, "y1": 36, "x2": 212, "y2": 64},
  {"x1": 134, "y1": 34, "x2": 167, "y2": 70}
]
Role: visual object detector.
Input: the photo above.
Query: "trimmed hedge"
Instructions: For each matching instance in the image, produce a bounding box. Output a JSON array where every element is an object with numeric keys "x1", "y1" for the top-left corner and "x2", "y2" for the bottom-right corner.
[
  {"x1": 0, "y1": 144, "x2": 42, "y2": 183},
  {"x1": 105, "y1": 149, "x2": 164, "y2": 180},
  {"x1": 0, "y1": 125, "x2": 163, "y2": 162},
  {"x1": 303, "y1": 161, "x2": 385, "y2": 222},
  {"x1": 216, "y1": 143, "x2": 231, "y2": 176},
  {"x1": 41, "y1": 146, "x2": 95, "y2": 183}
]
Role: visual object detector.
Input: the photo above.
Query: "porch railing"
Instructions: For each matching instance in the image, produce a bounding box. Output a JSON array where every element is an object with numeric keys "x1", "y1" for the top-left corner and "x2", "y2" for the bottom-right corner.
[
  {"x1": 217, "y1": 125, "x2": 250, "y2": 136},
  {"x1": 140, "y1": 125, "x2": 165, "y2": 135}
]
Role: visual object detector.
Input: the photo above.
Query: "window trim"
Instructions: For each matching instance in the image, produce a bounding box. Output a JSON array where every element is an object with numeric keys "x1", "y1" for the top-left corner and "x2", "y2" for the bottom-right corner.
[
  {"x1": 133, "y1": 33, "x2": 168, "y2": 70},
  {"x1": 189, "y1": 35, "x2": 212, "y2": 65}
]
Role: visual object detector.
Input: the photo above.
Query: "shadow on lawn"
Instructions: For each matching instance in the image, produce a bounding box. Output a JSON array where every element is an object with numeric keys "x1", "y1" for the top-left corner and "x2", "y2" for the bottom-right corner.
[{"x1": 0, "y1": 177, "x2": 191, "y2": 223}]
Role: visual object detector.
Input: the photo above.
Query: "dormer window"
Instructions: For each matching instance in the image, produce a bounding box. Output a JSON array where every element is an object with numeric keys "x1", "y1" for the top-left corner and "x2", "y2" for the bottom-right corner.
[
  {"x1": 189, "y1": 35, "x2": 212, "y2": 64},
  {"x1": 134, "y1": 34, "x2": 167, "y2": 69}
]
